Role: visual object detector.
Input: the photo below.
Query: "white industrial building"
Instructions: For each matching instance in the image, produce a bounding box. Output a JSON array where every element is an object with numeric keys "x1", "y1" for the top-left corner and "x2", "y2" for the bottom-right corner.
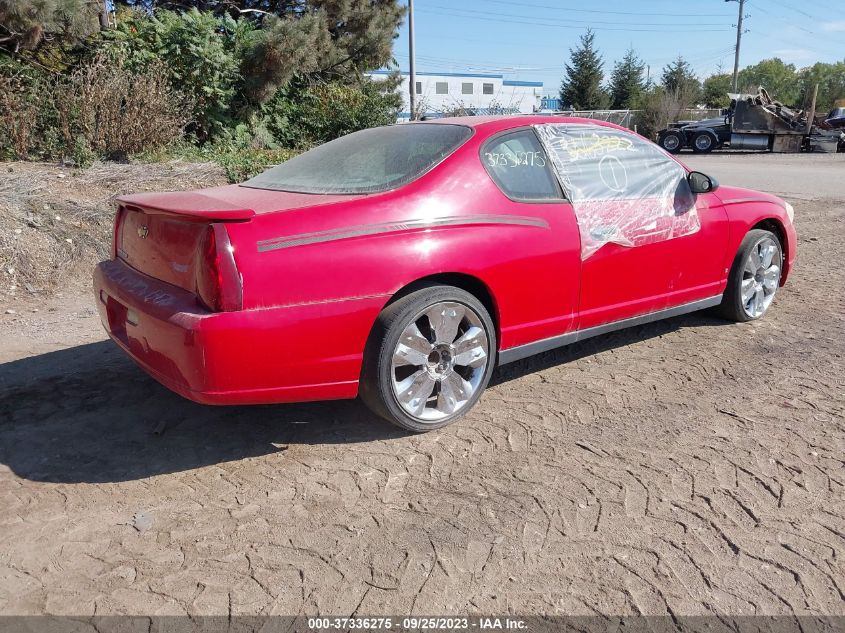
[{"x1": 367, "y1": 70, "x2": 543, "y2": 120}]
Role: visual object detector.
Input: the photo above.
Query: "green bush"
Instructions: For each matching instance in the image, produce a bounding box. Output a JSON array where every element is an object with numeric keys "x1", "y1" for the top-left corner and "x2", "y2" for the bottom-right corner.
[
  {"x1": 103, "y1": 8, "x2": 245, "y2": 139},
  {"x1": 0, "y1": 53, "x2": 190, "y2": 163},
  {"x1": 0, "y1": 61, "x2": 51, "y2": 160},
  {"x1": 259, "y1": 77, "x2": 400, "y2": 148},
  {"x1": 207, "y1": 147, "x2": 299, "y2": 183},
  {"x1": 138, "y1": 141, "x2": 299, "y2": 183},
  {"x1": 2, "y1": 8, "x2": 402, "y2": 167}
]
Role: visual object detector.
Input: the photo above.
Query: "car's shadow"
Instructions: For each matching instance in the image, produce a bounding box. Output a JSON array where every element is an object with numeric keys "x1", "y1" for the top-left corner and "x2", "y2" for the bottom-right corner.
[{"x1": 0, "y1": 311, "x2": 731, "y2": 485}]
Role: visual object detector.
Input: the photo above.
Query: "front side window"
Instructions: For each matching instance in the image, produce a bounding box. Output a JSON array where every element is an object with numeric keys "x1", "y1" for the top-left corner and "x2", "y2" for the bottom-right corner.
[
  {"x1": 534, "y1": 123, "x2": 699, "y2": 259},
  {"x1": 483, "y1": 83, "x2": 494, "y2": 95},
  {"x1": 462, "y1": 82, "x2": 473, "y2": 95},
  {"x1": 243, "y1": 124, "x2": 472, "y2": 194},
  {"x1": 435, "y1": 82, "x2": 448, "y2": 94},
  {"x1": 481, "y1": 129, "x2": 562, "y2": 202}
]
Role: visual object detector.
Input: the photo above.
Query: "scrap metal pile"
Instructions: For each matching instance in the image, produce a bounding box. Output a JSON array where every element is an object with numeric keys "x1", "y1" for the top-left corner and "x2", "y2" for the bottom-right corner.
[{"x1": 734, "y1": 87, "x2": 842, "y2": 153}]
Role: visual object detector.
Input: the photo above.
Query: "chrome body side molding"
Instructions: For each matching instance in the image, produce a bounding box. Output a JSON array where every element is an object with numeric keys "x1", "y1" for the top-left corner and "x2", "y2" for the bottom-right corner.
[
  {"x1": 721, "y1": 197, "x2": 785, "y2": 208},
  {"x1": 257, "y1": 214, "x2": 550, "y2": 252},
  {"x1": 498, "y1": 294, "x2": 723, "y2": 365}
]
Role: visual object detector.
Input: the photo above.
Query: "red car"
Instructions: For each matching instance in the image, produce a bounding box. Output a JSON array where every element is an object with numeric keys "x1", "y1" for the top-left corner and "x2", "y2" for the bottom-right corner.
[{"x1": 93, "y1": 116, "x2": 796, "y2": 432}]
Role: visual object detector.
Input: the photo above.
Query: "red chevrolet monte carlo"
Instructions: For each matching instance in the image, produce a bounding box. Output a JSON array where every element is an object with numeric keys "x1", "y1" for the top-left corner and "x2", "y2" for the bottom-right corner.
[{"x1": 93, "y1": 116, "x2": 796, "y2": 432}]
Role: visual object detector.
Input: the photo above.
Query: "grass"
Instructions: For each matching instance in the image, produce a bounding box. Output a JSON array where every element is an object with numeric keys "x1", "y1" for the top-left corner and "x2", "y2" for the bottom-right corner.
[{"x1": 135, "y1": 143, "x2": 300, "y2": 183}]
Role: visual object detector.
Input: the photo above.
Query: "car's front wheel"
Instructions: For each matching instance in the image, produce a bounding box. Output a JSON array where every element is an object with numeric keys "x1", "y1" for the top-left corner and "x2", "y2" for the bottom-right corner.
[
  {"x1": 360, "y1": 285, "x2": 496, "y2": 432},
  {"x1": 718, "y1": 229, "x2": 783, "y2": 322}
]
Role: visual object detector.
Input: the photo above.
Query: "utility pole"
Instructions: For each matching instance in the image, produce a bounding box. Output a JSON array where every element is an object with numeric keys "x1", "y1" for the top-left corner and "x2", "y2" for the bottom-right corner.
[
  {"x1": 98, "y1": 0, "x2": 109, "y2": 30},
  {"x1": 408, "y1": 0, "x2": 417, "y2": 120},
  {"x1": 727, "y1": 0, "x2": 746, "y2": 92}
]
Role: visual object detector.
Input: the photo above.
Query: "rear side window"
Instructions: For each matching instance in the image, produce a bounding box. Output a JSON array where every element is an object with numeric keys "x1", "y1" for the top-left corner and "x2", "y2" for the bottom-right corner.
[
  {"x1": 242, "y1": 124, "x2": 472, "y2": 194},
  {"x1": 481, "y1": 129, "x2": 563, "y2": 202}
]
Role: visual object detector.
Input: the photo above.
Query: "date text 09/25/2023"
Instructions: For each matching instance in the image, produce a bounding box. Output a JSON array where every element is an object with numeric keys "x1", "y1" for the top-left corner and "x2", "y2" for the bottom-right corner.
[{"x1": 306, "y1": 616, "x2": 527, "y2": 630}]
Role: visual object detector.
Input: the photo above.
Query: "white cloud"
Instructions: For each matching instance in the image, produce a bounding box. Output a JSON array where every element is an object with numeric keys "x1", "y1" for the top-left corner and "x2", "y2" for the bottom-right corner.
[{"x1": 821, "y1": 21, "x2": 845, "y2": 32}]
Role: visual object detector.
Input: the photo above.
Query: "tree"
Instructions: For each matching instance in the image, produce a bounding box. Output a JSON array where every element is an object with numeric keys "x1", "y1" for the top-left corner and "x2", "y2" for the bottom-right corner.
[
  {"x1": 661, "y1": 56, "x2": 700, "y2": 104},
  {"x1": 798, "y1": 60, "x2": 845, "y2": 111},
  {"x1": 736, "y1": 58, "x2": 799, "y2": 104},
  {"x1": 559, "y1": 29, "x2": 607, "y2": 110},
  {"x1": 113, "y1": 0, "x2": 404, "y2": 102},
  {"x1": 241, "y1": 0, "x2": 405, "y2": 102},
  {"x1": 102, "y1": 1, "x2": 404, "y2": 136},
  {"x1": 105, "y1": 9, "x2": 245, "y2": 139},
  {"x1": 608, "y1": 48, "x2": 645, "y2": 109},
  {"x1": 702, "y1": 72, "x2": 732, "y2": 108},
  {"x1": 0, "y1": 0, "x2": 101, "y2": 52}
]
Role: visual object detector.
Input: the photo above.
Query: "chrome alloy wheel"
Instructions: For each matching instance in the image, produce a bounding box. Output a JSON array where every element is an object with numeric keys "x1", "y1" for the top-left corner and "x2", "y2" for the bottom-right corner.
[
  {"x1": 390, "y1": 301, "x2": 489, "y2": 422},
  {"x1": 741, "y1": 236, "x2": 781, "y2": 318}
]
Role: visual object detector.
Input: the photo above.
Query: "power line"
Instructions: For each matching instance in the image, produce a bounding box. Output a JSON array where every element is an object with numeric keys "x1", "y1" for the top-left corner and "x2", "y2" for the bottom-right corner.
[
  {"x1": 423, "y1": 4, "x2": 730, "y2": 28},
  {"x1": 394, "y1": 46, "x2": 738, "y2": 80},
  {"x1": 416, "y1": 7, "x2": 732, "y2": 33},
  {"x1": 765, "y1": 0, "x2": 814, "y2": 19},
  {"x1": 747, "y1": 1, "x2": 844, "y2": 47},
  {"x1": 744, "y1": 26, "x2": 844, "y2": 59},
  {"x1": 746, "y1": 2, "x2": 813, "y2": 34},
  {"x1": 482, "y1": 0, "x2": 733, "y2": 19}
]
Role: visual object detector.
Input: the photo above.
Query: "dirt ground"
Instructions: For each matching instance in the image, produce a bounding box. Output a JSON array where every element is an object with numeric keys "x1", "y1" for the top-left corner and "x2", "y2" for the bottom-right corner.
[{"x1": 0, "y1": 154, "x2": 843, "y2": 618}]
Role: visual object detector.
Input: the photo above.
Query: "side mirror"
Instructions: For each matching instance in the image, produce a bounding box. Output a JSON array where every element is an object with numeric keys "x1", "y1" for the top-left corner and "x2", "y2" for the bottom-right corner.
[{"x1": 688, "y1": 171, "x2": 719, "y2": 194}]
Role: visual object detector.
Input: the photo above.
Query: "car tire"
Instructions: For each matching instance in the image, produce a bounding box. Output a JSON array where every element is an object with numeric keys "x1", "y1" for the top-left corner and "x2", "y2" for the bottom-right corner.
[
  {"x1": 660, "y1": 131, "x2": 684, "y2": 154},
  {"x1": 718, "y1": 229, "x2": 783, "y2": 322},
  {"x1": 692, "y1": 132, "x2": 715, "y2": 153},
  {"x1": 360, "y1": 284, "x2": 496, "y2": 432}
]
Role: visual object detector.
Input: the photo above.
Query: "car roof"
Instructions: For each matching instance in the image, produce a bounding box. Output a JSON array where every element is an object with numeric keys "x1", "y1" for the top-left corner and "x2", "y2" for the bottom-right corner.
[{"x1": 420, "y1": 115, "x2": 630, "y2": 134}]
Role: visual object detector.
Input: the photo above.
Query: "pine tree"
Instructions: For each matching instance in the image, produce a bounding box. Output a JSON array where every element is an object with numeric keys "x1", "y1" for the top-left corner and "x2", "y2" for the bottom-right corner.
[
  {"x1": 0, "y1": 0, "x2": 101, "y2": 51},
  {"x1": 241, "y1": 0, "x2": 405, "y2": 102},
  {"x1": 608, "y1": 48, "x2": 645, "y2": 109},
  {"x1": 661, "y1": 56, "x2": 701, "y2": 104},
  {"x1": 559, "y1": 29, "x2": 606, "y2": 110}
]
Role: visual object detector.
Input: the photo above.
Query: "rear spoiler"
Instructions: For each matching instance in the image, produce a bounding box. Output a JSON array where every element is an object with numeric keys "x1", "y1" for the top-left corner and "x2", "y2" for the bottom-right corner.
[{"x1": 116, "y1": 191, "x2": 255, "y2": 221}]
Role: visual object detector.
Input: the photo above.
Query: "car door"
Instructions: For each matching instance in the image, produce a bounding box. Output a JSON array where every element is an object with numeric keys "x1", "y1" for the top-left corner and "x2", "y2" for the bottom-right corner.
[
  {"x1": 480, "y1": 127, "x2": 581, "y2": 344},
  {"x1": 534, "y1": 123, "x2": 702, "y2": 330},
  {"x1": 664, "y1": 190, "x2": 730, "y2": 307}
]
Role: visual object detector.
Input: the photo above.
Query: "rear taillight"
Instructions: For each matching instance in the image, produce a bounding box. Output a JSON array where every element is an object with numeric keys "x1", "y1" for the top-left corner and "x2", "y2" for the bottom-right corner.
[
  {"x1": 112, "y1": 206, "x2": 126, "y2": 258},
  {"x1": 195, "y1": 224, "x2": 243, "y2": 312}
]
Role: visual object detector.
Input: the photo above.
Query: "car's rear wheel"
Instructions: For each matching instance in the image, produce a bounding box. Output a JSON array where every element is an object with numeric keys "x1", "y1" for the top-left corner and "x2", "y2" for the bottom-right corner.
[
  {"x1": 692, "y1": 132, "x2": 715, "y2": 153},
  {"x1": 660, "y1": 131, "x2": 684, "y2": 153},
  {"x1": 718, "y1": 229, "x2": 783, "y2": 322},
  {"x1": 360, "y1": 285, "x2": 496, "y2": 432}
]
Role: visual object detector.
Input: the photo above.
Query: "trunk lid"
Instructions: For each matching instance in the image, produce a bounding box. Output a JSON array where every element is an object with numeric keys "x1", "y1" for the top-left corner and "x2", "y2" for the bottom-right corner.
[
  {"x1": 116, "y1": 206, "x2": 213, "y2": 292},
  {"x1": 113, "y1": 186, "x2": 368, "y2": 309},
  {"x1": 113, "y1": 190, "x2": 257, "y2": 309}
]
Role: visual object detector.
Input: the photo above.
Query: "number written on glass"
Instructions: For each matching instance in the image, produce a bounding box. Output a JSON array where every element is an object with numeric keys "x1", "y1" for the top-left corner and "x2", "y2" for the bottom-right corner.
[{"x1": 484, "y1": 151, "x2": 546, "y2": 168}]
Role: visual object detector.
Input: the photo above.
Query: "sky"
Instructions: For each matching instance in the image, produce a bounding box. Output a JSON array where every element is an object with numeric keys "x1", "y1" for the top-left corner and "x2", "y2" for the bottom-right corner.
[{"x1": 388, "y1": 0, "x2": 845, "y2": 97}]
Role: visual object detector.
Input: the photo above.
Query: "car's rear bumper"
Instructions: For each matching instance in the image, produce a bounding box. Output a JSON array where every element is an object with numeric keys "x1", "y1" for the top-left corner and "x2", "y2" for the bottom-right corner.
[{"x1": 93, "y1": 259, "x2": 383, "y2": 405}]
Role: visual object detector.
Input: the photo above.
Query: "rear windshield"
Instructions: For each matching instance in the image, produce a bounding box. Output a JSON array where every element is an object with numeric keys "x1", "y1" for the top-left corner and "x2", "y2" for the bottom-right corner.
[{"x1": 242, "y1": 124, "x2": 473, "y2": 194}]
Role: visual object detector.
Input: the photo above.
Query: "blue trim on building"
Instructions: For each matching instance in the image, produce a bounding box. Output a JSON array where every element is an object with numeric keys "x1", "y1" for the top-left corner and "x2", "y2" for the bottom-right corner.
[
  {"x1": 368, "y1": 70, "x2": 504, "y2": 79},
  {"x1": 503, "y1": 80, "x2": 543, "y2": 87}
]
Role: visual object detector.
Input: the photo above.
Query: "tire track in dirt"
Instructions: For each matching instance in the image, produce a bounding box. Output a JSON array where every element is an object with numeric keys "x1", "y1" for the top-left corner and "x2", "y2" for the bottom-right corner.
[{"x1": 0, "y1": 194, "x2": 843, "y2": 616}]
